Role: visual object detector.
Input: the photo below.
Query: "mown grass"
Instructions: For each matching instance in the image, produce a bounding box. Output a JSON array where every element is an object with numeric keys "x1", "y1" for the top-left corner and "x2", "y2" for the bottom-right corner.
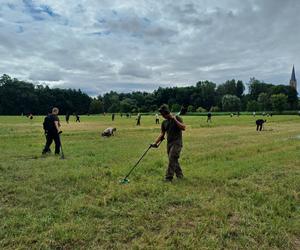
[{"x1": 0, "y1": 114, "x2": 299, "y2": 249}]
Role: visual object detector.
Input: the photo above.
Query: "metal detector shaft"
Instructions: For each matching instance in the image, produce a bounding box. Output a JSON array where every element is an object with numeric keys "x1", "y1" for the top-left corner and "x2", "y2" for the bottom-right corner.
[
  {"x1": 124, "y1": 145, "x2": 151, "y2": 180},
  {"x1": 58, "y1": 131, "x2": 65, "y2": 159},
  {"x1": 123, "y1": 139, "x2": 164, "y2": 180}
]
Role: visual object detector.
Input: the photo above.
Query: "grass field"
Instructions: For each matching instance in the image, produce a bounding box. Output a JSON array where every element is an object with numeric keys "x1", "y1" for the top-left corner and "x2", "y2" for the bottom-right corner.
[{"x1": 0, "y1": 114, "x2": 299, "y2": 249}]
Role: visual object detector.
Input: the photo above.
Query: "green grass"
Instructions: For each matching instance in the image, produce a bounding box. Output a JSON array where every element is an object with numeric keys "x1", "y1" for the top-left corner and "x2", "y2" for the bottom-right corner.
[{"x1": 0, "y1": 114, "x2": 299, "y2": 249}]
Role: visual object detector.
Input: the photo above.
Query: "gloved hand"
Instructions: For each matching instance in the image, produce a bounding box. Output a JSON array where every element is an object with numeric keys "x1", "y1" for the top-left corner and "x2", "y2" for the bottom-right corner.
[{"x1": 150, "y1": 143, "x2": 158, "y2": 148}]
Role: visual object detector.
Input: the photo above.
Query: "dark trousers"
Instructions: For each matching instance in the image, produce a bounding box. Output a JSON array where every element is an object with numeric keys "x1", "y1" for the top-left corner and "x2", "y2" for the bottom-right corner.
[
  {"x1": 166, "y1": 144, "x2": 183, "y2": 180},
  {"x1": 102, "y1": 132, "x2": 112, "y2": 137},
  {"x1": 136, "y1": 119, "x2": 140, "y2": 126},
  {"x1": 256, "y1": 124, "x2": 263, "y2": 131},
  {"x1": 156, "y1": 119, "x2": 159, "y2": 124},
  {"x1": 43, "y1": 132, "x2": 61, "y2": 154}
]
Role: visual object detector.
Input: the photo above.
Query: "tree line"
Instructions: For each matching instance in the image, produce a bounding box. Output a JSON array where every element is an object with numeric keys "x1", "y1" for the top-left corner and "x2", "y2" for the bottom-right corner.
[
  {"x1": 0, "y1": 74, "x2": 298, "y2": 115},
  {"x1": 0, "y1": 74, "x2": 90, "y2": 115}
]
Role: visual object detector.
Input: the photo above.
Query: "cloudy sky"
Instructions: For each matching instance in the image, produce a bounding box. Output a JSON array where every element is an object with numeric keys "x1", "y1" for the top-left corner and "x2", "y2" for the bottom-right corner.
[{"x1": 0, "y1": 0, "x2": 299, "y2": 95}]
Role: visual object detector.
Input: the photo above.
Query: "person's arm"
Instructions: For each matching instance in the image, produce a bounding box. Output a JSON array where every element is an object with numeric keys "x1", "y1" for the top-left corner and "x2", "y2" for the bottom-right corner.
[
  {"x1": 54, "y1": 121, "x2": 60, "y2": 132},
  {"x1": 153, "y1": 131, "x2": 165, "y2": 145},
  {"x1": 170, "y1": 115, "x2": 186, "y2": 131}
]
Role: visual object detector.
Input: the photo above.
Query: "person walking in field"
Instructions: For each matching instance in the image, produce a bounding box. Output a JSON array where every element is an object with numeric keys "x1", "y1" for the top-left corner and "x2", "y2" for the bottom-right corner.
[
  {"x1": 75, "y1": 114, "x2": 80, "y2": 122},
  {"x1": 112, "y1": 113, "x2": 115, "y2": 121},
  {"x1": 155, "y1": 113, "x2": 160, "y2": 124},
  {"x1": 65, "y1": 112, "x2": 70, "y2": 124},
  {"x1": 136, "y1": 113, "x2": 141, "y2": 126},
  {"x1": 151, "y1": 104, "x2": 186, "y2": 181},
  {"x1": 42, "y1": 107, "x2": 61, "y2": 155},
  {"x1": 207, "y1": 111, "x2": 212, "y2": 123}
]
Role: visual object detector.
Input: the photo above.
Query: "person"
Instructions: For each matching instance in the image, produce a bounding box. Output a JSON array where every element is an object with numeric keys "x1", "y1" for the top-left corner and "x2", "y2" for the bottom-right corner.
[
  {"x1": 151, "y1": 104, "x2": 186, "y2": 182},
  {"x1": 65, "y1": 112, "x2": 70, "y2": 124},
  {"x1": 253, "y1": 111, "x2": 256, "y2": 117},
  {"x1": 256, "y1": 119, "x2": 266, "y2": 131},
  {"x1": 75, "y1": 114, "x2": 80, "y2": 122},
  {"x1": 126, "y1": 113, "x2": 129, "y2": 118},
  {"x1": 155, "y1": 113, "x2": 160, "y2": 124},
  {"x1": 42, "y1": 107, "x2": 61, "y2": 155},
  {"x1": 102, "y1": 127, "x2": 117, "y2": 137},
  {"x1": 112, "y1": 113, "x2": 115, "y2": 121},
  {"x1": 136, "y1": 113, "x2": 141, "y2": 126},
  {"x1": 29, "y1": 113, "x2": 33, "y2": 120},
  {"x1": 207, "y1": 112, "x2": 212, "y2": 123}
]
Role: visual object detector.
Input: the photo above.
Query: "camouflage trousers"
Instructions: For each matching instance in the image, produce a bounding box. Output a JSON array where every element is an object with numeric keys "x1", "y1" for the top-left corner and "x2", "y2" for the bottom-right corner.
[{"x1": 166, "y1": 143, "x2": 183, "y2": 180}]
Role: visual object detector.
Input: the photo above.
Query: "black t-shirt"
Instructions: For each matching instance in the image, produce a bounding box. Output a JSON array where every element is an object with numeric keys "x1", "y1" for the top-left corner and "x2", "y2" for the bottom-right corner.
[
  {"x1": 48, "y1": 114, "x2": 59, "y2": 132},
  {"x1": 161, "y1": 116, "x2": 183, "y2": 145},
  {"x1": 256, "y1": 119, "x2": 265, "y2": 125}
]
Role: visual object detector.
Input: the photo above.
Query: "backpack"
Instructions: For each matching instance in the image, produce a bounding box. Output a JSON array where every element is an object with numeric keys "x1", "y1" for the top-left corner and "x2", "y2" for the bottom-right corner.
[{"x1": 43, "y1": 115, "x2": 54, "y2": 132}]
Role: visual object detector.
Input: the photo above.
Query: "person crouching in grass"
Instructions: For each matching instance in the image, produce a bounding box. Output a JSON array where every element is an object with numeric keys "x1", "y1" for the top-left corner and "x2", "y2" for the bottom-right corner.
[{"x1": 151, "y1": 104, "x2": 186, "y2": 182}]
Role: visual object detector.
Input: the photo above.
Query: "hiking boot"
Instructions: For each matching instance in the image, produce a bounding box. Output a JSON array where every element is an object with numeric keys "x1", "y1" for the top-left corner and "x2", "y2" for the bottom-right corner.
[{"x1": 164, "y1": 177, "x2": 173, "y2": 182}]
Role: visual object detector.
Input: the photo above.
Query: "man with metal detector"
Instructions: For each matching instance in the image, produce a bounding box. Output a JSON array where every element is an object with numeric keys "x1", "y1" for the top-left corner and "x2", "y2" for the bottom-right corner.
[
  {"x1": 42, "y1": 107, "x2": 61, "y2": 155},
  {"x1": 151, "y1": 104, "x2": 186, "y2": 182}
]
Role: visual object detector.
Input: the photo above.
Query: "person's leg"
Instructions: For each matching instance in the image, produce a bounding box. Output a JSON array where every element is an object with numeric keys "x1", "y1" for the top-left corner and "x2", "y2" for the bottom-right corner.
[
  {"x1": 166, "y1": 144, "x2": 183, "y2": 180},
  {"x1": 260, "y1": 124, "x2": 262, "y2": 131},
  {"x1": 256, "y1": 124, "x2": 259, "y2": 131},
  {"x1": 172, "y1": 144, "x2": 183, "y2": 178},
  {"x1": 165, "y1": 144, "x2": 175, "y2": 180},
  {"x1": 42, "y1": 134, "x2": 53, "y2": 154},
  {"x1": 53, "y1": 133, "x2": 61, "y2": 154}
]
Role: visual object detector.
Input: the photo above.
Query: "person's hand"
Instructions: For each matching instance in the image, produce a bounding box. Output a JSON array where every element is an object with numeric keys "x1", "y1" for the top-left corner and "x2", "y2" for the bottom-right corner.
[{"x1": 150, "y1": 143, "x2": 158, "y2": 148}]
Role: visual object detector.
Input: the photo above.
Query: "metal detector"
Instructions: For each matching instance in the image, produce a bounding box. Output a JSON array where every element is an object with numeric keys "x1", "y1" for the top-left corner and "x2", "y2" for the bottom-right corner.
[
  {"x1": 119, "y1": 139, "x2": 164, "y2": 184},
  {"x1": 58, "y1": 131, "x2": 65, "y2": 159}
]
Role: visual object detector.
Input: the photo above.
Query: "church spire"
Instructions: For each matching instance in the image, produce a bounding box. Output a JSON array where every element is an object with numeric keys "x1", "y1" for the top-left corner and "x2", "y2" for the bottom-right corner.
[{"x1": 290, "y1": 65, "x2": 297, "y2": 90}]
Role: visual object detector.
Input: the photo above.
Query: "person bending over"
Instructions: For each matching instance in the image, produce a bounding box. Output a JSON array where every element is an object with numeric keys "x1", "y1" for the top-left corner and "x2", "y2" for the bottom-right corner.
[
  {"x1": 102, "y1": 127, "x2": 117, "y2": 137},
  {"x1": 256, "y1": 119, "x2": 266, "y2": 131}
]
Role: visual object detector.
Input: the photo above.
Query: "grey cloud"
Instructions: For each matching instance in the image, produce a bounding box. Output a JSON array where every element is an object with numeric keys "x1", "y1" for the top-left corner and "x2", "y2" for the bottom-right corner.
[
  {"x1": 28, "y1": 69, "x2": 63, "y2": 81},
  {"x1": 119, "y1": 62, "x2": 153, "y2": 78},
  {"x1": 0, "y1": 0, "x2": 299, "y2": 95}
]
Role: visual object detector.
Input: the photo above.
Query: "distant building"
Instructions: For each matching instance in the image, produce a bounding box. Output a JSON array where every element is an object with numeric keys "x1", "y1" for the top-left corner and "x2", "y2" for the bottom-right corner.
[{"x1": 290, "y1": 65, "x2": 297, "y2": 90}]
